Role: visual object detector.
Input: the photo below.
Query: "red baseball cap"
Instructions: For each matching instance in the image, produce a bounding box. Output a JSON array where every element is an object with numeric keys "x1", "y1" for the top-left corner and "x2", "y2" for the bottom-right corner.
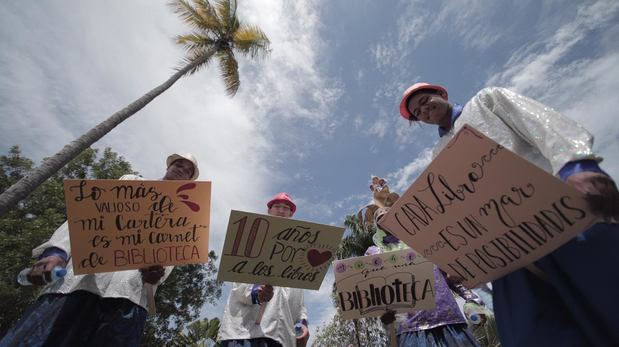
[
  {"x1": 399, "y1": 82, "x2": 448, "y2": 121},
  {"x1": 267, "y1": 192, "x2": 296, "y2": 214}
]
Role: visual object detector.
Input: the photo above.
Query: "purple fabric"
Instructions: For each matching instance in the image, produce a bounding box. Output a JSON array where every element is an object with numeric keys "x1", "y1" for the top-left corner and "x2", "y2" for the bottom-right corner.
[
  {"x1": 449, "y1": 281, "x2": 483, "y2": 305},
  {"x1": 397, "y1": 267, "x2": 467, "y2": 333},
  {"x1": 40, "y1": 247, "x2": 68, "y2": 262},
  {"x1": 398, "y1": 323, "x2": 479, "y2": 347},
  {"x1": 365, "y1": 246, "x2": 467, "y2": 332},
  {"x1": 251, "y1": 284, "x2": 260, "y2": 304},
  {"x1": 438, "y1": 103, "x2": 463, "y2": 137},
  {"x1": 383, "y1": 235, "x2": 400, "y2": 244},
  {"x1": 365, "y1": 245, "x2": 381, "y2": 256},
  {"x1": 558, "y1": 159, "x2": 606, "y2": 181}
]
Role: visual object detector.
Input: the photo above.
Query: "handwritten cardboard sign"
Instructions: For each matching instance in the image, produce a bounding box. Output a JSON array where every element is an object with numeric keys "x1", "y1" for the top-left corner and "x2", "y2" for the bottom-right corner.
[
  {"x1": 334, "y1": 248, "x2": 436, "y2": 320},
  {"x1": 63, "y1": 179, "x2": 211, "y2": 274},
  {"x1": 378, "y1": 125, "x2": 597, "y2": 288},
  {"x1": 217, "y1": 210, "x2": 345, "y2": 290}
]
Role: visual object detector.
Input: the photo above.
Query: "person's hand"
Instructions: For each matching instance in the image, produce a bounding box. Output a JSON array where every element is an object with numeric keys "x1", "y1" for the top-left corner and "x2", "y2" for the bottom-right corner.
[
  {"x1": 295, "y1": 324, "x2": 309, "y2": 347},
  {"x1": 464, "y1": 301, "x2": 487, "y2": 326},
  {"x1": 257, "y1": 284, "x2": 274, "y2": 303},
  {"x1": 477, "y1": 313, "x2": 488, "y2": 326},
  {"x1": 566, "y1": 172, "x2": 619, "y2": 220},
  {"x1": 27, "y1": 256, "x2": 67, "y2": 286},
  {"x1": 380, "y1": 310, "x2": 396, "y2": 325},
  {"x1": 139, "y1": 265, "x2": 165, "y2": 284}
]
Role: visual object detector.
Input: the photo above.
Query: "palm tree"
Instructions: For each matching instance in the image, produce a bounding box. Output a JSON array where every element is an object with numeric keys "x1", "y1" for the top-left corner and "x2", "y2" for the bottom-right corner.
[
  {"x1": 0, "y1": 0, "x2": 270, "y2": 216},
  {"x1": 336, "y1": 214, "x2": 376, "y2": 260},
  {"x1": 336, "y1": 214, "x2": 377, "y2": 347},
  {"x1": 173, "y1": 317, "x2": 221, "y2": 347}
]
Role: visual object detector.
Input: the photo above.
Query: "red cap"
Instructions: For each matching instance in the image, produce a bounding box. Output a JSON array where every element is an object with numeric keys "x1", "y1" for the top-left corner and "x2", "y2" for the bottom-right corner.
[
  {"x1": 267, "y1": 192, "x2": 296, "y2": 214},
  {"x1": 399, "y1": 82, "x2": 448, "y2": 121}
]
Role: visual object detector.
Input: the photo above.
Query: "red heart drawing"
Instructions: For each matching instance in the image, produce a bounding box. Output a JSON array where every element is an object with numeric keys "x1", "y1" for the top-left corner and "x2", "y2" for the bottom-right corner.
[{"x1": 307, "y1": 249, "x2": 332, "y2": 267}]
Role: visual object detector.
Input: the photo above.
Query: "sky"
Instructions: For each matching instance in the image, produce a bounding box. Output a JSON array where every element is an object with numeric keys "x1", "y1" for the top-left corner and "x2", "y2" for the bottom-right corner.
[{"x1": 1, "y1": 0, "x2": 619, "y2": 344}]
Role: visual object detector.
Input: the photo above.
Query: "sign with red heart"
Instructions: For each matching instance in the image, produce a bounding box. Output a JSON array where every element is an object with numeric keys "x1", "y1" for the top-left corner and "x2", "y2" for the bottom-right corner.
[
  {"x1": 307, "y1": 249, "x2": 333, "y2": 267},
  {"x1": 218, "y1": 210, "x2": 345, "y2": 290}
]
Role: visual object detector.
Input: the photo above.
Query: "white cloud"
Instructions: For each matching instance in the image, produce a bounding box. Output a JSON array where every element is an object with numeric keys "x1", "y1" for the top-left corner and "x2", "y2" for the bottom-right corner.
[
  {"x1": 0, "y1": 0, "x2": 342, "y2": 264},
  {"x1": 353, "y1": 115, "x2": 364, "y2": 130},
  {"x1": 487, "y1": 0, "x2": 619, "y2": 96},
  {"x1": 371, "y1": 0, "x2": 509, "y2": 72},
  {"x1": 485, "y1": 0, "x2": 619, "y2": 178},
  {"x1": 367, "y1": 118, "x2": 390, "y2": 138},
  {"x1": 434, "y1": 0, "x2": 506, "y2": 50},
  {"x1": 395, "y1": 2, "x2": 430, "y2": 50},
  {"x1": 356, "y1": 69, "x2": 365, "y2": 82},
  {"x1": 387, "y1": 147, "x2": 433, "y2": 192},
  {"x1": 238, "y1": 1, "x2": 343, "y2": 133},
  {"x1": 553, "y1": 53, "x2": 619, "y2": 179}
]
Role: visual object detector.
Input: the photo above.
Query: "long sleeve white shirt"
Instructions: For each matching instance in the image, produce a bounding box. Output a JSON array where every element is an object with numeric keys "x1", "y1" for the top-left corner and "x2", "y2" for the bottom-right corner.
[
  {"x1": 33, "y1": 174, "x2": 173, "y2": 310},
  {"x1": 219, "y1": 283, "x2": 308, "y2": 347},
  {"x1": 434, "y1": 87, "x2": 599, "y2": 173}
]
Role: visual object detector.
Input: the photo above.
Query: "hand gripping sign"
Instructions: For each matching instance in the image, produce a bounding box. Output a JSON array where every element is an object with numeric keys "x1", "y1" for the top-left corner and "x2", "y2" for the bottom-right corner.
[{"x1": 378, "y1": 125, "x2": 597, "y2": 288}]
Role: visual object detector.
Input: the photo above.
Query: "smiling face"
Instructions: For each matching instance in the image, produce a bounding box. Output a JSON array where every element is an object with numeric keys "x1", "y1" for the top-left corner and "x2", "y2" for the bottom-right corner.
[
  {"x1": 268, "y1": 201, "x2": 293, "y2": 218},
  {"x1": 163, "y1": 159, "x2": 195, "y2": 180},
  {"x1": 406, "y1": 91, "x2": 452, "y2": 128}
]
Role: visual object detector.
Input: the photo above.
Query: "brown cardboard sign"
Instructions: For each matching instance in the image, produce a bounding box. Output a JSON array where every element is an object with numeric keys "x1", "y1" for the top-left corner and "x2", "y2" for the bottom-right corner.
[
  {"x1": 63, "y1": 179, "x2": 211, "y2": 274},
  {"x1": 378, "y1": 125, "x2": 597, "y2": 288},
  {"x1": 217, "y1": 210, "x2": 345, "y2": 290},
  {"x1": 334, "y1": 248, "x2": 436, "y2": 320}
]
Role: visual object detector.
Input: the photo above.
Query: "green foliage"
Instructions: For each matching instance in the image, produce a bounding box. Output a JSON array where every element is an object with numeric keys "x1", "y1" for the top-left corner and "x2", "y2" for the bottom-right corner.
[
  {"x1": 0, "y1": 146, "x2": 223, "y2": 344},
  {"x1": 142, "y1": 251, "x2": 223, "y2": 346},
  {"x1": 336, "y1": 214, "x2": 376, "y2": 260},
  {"x1": 171, "y1": 317, "x2": 221, "y2": 347},
  {"x1": 170, "y1": 0, "x2": 270, "y2": 95},
  {"x1": 313, "y1": 311, "x2": 387, "y2": 347},
  {"x1": 0, "y1": 146, "x2": 136, "y2": 335},
  {"x1": 317, "y1": 214, "x2": 384, "y2": 346}
]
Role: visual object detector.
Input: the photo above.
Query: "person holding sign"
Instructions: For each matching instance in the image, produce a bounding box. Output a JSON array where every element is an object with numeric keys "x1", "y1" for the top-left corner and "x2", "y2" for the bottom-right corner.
[
  {"x1": 363, "y1": 182, "x2": 484, "y2": 347},
  {"x1": 399, "y1": 82, "x2": 619, "y2": 346},
  {"x1": 0, "y1": 153, "x2": 199, "y2": 347},
  {"x1": 219, "y1": 193, "x2": 309, "y2": 347}
]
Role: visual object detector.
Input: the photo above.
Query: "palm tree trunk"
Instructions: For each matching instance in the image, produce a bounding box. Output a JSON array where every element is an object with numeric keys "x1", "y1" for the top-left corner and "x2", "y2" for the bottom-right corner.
[
  {"x1": 353, "y1": 319, "x2": 362, "y2": 347},
  {"x1": 0, "y1": 47, "x2": 217, "y2": 217}
]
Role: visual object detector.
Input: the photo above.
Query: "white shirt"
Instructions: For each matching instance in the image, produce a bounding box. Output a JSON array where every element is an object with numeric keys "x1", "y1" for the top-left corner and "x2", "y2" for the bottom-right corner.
[
  {"x1": 219, "y1": 283, "x2": 308, "y2": 347},
  {"x1": 434, "y1": 87, "x2": 598, "y2": 173},
  {"x1": 33, "y1": 175, "x2": 173, "y2": 310}
]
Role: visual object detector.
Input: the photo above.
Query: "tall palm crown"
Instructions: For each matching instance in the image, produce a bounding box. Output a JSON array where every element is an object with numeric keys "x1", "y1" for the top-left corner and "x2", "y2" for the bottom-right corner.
[
  {"x1": 171, "y1": 0, "x2": 270, "y2": 95},
  {"x1": 0, "y1": 0, "x2": 270, "y2": 216}
]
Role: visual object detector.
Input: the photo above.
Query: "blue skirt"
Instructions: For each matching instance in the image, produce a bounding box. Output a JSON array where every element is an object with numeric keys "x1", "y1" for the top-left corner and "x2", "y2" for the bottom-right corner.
[
  {"x1": 398, "y1": 324, "x2": 479, "y2": 347},
  {"x1": 220, "y1": 338, "x2": 283, "y2": 347},
  {"x1": 0, "y1": 290, "x2": 147, "y2": 347},
  {"x1": 492, "y1": 223, "x2": 619, "y2": 347}
]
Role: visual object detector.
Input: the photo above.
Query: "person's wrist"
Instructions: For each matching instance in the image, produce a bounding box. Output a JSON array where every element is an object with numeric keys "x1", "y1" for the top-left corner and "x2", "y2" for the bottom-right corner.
[
  {"x1": 251, "y1": 284, "x2": 261, "y2": 304},
  {"x1": 466, "y1": 298, "x2": 484, "y2": 306}
]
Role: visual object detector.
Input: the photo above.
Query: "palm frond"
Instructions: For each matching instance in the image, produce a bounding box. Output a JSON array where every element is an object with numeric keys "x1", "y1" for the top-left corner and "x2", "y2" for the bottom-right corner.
[
  {"x1": 178, "y1": 48, "x2": 215, "y2": 75},
  {"x1": 169, "y1": 0, "x2": 269, "y2": 98},
  {"x1": 214, "y1": 0, "x2": 238, "y2": 34},
  {"x1": 169, "y1": 0, "x2": 222, "y2": 34},
  {"x1": 175, "y1": 32, "x2": 216, "y2": 52},
  {"x1": 337, "y1": 214, "x2": 376, "y2": 259},
  {"x1": 217, "y1": 48, "x2": 240, "y2": 96},
  {"x1": 192, "y1": 0, "x2": 222, "y2": 34},
  {"x1": 233, "y1": 24, "x2": 271, "y2": 58}
]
